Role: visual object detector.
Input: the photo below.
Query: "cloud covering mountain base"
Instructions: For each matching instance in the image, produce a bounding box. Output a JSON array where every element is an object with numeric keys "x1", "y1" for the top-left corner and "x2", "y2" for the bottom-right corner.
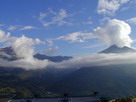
[
  {"x1": 0, "y1": 52, "x2": 136, "y2": 70},
  {"x1": 0, "y1": 19, "x2": 135, "y2": 70},
  {"x1": 50, "y1": 53, "x2": 136, "y2": 69}
]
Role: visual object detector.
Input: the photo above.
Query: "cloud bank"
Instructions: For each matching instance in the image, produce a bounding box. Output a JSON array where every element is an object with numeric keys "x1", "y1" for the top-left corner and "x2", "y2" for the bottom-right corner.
[{"x1": 49, "y1": 53, "x2": 136, "y2": 69}]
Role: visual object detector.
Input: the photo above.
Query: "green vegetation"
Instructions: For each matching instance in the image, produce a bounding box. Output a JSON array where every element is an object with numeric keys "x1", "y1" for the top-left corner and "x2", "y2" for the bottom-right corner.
[{"x1": 108, "y1": 96, "x2": 136, "y2": 102}]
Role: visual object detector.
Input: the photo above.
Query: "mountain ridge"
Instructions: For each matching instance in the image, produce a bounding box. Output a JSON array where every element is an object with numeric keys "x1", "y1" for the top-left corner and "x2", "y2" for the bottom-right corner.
[
  {"x1": 100, "y1": 44, "x2": 136, "y2": 53},
  {"x1": 34, "y1": 53, "x2": 72, "y2": 62},
  {"x1": 0, "y1": 47, "x2": 72, "y2": 62}
]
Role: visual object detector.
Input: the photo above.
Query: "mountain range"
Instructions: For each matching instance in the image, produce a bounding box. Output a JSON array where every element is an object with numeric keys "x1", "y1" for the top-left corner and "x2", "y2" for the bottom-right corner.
[
  {"x1": 0, "y1": 45, "x2": 136, "y2": 98},
  {"x1": 0, "y1": 47, "x2": 72, "y2": 62}
]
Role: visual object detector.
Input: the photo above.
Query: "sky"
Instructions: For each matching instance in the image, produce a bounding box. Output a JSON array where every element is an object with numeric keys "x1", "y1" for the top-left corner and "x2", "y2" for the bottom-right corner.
[{"x1": 1, "y1": 0, "x2": 136, "y2": 57}]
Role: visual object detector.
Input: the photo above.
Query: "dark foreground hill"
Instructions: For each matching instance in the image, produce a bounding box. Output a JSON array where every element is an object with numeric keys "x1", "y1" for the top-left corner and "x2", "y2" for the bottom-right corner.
[
  {"x1": 2, "y1": 64, "x2": 136, "y2": 99},
  {"x1": 0, "y1": 67, "x2": 75, "y2": 98},
  {"x1": 50, "y1": 64, "x2": 136, "y2": 99}
]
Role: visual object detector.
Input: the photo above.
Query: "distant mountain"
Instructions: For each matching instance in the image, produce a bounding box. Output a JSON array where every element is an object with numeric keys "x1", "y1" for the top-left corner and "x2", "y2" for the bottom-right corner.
[
  {"x1": 0, "y1": 47, "x2": 72, "y2": 62},
  {"x1": 0, "y1": 47, "x2": 18, "y2": 60},
  {"x1": 100, "y1": 45, "x2": 136, "y2": 53},
  {"x1": 34, "y1": 53, "x2": 72, "y2": 62}
]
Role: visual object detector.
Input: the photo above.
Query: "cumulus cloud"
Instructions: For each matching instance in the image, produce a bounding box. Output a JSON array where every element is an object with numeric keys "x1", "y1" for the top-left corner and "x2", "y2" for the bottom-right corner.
[
  {"x1": 93, "y1": 19, "x2": 132, "y2": 47},
  {"x1": 126, "y1": 17, "x2": 136, "y2": 24},
  {"x1": 97, "y1": 0, "x2": 130, "y2": 15},
  {"x1": 8, "y1": 35, "x2": 51, "y2": 69},
  {"x1": 45, "y1": 46, "x2": 59, "y2": 56},
  {"x1": 9, "y1": 35, "x2": 41, "y2": 59},
  {"x1": 0, "y1": 30, "x2": 50, "y2": 69},
  {"x1": 0, "y1": 30, "x2": 10, "y2": 42}
]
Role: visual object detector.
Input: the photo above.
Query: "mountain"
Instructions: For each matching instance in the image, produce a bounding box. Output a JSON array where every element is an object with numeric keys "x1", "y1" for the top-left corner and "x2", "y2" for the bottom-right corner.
[
  {"x1": 0, "y1": 47, "x2": 18, "y2": 60},
  {"x1": 0, "y1": 47, "x2": 74, "y2": 97},
  {"x1": 1, "y1": 46, "x2": 136, "y2": 98},
  {"x1": 50, "y1": 64, "x2": 136, "y2": 98},
  {"x1": 34, "y1": 53, "x2": 72, "y2": 62},
  {"x1": 100, "y1": 45, "x2": 136, "y2": 53},
  {"x1": 0, "y1": 47, "x2": 72, "y2": 62}
]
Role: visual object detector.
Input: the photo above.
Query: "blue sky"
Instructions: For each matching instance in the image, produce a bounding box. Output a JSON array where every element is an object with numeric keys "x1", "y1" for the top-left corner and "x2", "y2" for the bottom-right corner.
[{"x1": 1, "y1": 0, "x2": 136, "y2": 56}]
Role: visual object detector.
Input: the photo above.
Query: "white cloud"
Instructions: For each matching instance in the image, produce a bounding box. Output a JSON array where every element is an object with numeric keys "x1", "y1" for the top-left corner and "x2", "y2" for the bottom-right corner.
[
  {"x1": 97, "y1": 0, "x2": 130, "y2": 15},
  {"x1": 45, "y1": 46, "x2": 59, "y2": 56},
  {"x1": 20, "y1": 26, "x2": 36, "y2": 30},
  {"x1": 47, "y1": 19, "x2": 132, "y2": 47},
  {"x1": 8, "y1": 35, "x2": 50, "y2": 69},
  {"x1": 0, "y1": 30, "x2": 50, "y2": 69},
  {"x1": 38, "y1": 9, "x2": 73, "y2": 27},
  {"x1": 126, "y1": 17, "x2": 136, "y2": 24},
  {"x1": 9, "y1": 35, "x2": 40, "y2": 59},
  {"x1": 0, "y1": 30, "x2": 10, "y2": 42},
  {"x1": 99, "y1": 17, "x2": 111, "y2": 25},
  {"x1": 49, "y1": 53, "x2": 136, "y2": 69},
  {"x1": 7, "y1": 25, "x2": 36, "y2": 31},
  {"x1": 94, "y1": 19, "x2": 132, "y2": 47},
  {"x1": 8, "y1": 25, "x2": 18, "y2": 31},
  {"x1": 44, "y1": 32, "x2": 94, "y2": 44},
  {"x1": 55, "y1": 32, "x2": 93, "y2": 43},
  {"x1": 0, "y1": 58, "x2": 50, "y2": 70}
]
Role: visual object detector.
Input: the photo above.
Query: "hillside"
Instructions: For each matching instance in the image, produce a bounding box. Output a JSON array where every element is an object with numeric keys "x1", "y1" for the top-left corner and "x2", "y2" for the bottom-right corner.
[
  {"x1": 0, "y1": 67, "x2": 75, "y2": 98},
  {"x1": 50, "y1": 64, "x2": 136, "y2": 98},
  {"x1": 1, "y1": 46, "x2": 136, "y2": 98}
]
